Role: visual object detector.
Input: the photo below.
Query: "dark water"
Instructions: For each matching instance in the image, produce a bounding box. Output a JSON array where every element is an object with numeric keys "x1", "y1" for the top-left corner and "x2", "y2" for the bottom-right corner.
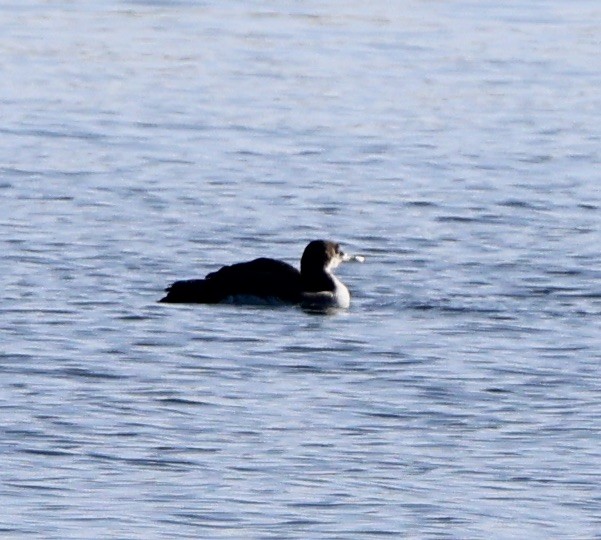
[{"x1": 1, "y1": 1, "x2": 600, "y2": 538}]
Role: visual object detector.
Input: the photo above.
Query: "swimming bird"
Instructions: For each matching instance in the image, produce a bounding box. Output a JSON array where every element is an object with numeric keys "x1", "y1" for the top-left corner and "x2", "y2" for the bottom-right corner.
[{"x1": 160, "y1": 240, "x2": 361, "y2": 309}]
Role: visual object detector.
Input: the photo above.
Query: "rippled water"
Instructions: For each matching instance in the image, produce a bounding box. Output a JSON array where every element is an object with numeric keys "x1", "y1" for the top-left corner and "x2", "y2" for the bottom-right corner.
[{"x1": 1, "y1": 1, "x2": 600, "y2": 538}]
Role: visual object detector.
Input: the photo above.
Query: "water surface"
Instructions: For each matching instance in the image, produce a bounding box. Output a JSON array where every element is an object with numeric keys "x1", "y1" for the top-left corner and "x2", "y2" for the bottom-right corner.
[{"x1": 1, "y1": 1, "x2": 600, "y2": 538}]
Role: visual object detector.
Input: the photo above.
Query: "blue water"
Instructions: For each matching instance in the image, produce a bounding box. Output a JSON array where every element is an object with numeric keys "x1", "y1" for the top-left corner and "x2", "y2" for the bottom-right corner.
[{"x1": 1, "y1": 1, "x2": 600, "y2": 538}]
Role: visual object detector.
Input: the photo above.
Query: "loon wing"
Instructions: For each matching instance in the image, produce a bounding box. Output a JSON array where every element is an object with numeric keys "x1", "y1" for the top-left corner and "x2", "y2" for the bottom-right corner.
[{"x1": 160, "y1": 258, "x2": 302, "y2": 304}]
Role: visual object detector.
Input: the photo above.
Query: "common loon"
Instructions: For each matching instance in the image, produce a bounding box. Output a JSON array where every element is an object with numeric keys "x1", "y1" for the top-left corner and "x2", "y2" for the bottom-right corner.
[{"x1": 160, "y1": 240, "x2": 361, "y2": 309}]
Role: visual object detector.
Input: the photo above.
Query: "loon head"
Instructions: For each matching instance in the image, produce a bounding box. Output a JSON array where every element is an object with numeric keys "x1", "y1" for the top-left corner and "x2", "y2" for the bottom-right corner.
[{"x1": 300, "y1": 240, "x2": 348, "y2": 275}]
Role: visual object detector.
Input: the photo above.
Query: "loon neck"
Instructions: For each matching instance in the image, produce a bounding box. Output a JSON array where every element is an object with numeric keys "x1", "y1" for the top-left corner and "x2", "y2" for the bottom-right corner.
[{"x1": 301, "y1": 267, "x2": 336, "y2": 293}]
